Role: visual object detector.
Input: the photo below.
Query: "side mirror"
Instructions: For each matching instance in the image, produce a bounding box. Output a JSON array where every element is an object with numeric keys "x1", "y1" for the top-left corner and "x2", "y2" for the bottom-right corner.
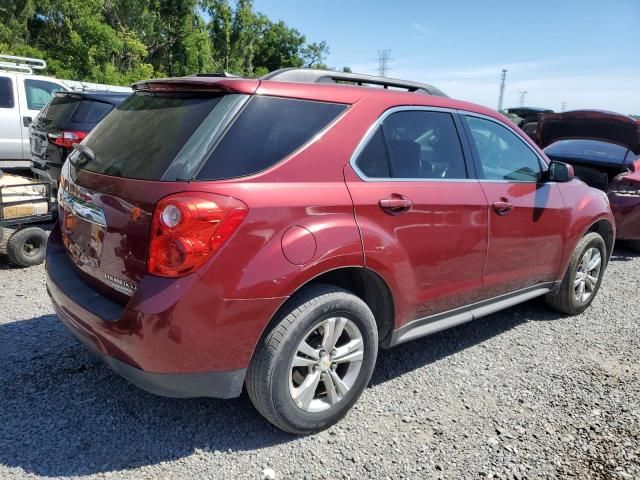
[{"x1": 546, "y1": 161, "x2": 574, "y2": 182}]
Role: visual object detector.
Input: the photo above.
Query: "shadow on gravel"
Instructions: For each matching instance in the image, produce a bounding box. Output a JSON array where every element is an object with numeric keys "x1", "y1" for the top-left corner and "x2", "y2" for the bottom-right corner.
[
  {"x1": 0, "y1": 314, "x2": 295, "y2": 477},
  {"x1": 0, "y1": 245, "x2": 631, "y2": 476},
  {"x1": 370, "y1": 296, "x2": 563, "y2": 387},
  {"x1": 609, "y1": 243, "x2": 640, "y2": 262}
]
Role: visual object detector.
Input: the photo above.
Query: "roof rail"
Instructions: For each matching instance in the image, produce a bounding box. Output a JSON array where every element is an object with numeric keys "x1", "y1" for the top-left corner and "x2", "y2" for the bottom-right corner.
[
  {"x1": 261, "y1": 68, "x2": 448, "y2": 97},
  {"x1": 0, "y1": 55, "x2": 47, "y2": 74}
]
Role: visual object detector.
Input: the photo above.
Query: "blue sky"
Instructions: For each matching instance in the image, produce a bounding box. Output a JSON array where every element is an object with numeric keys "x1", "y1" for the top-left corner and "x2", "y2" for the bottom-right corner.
[{"x1": 253, "y1": 0, "x2": 640, "y2": 114}]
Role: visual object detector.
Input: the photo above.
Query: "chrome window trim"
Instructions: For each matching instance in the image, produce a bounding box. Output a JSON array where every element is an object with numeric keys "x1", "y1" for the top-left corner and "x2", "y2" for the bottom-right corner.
[
  {"x1": 460, "y1": 110, "x2": 549, "y2": 182},
  {"x1": 348, "y1": 106, "x2": 476, "y2": 183}
]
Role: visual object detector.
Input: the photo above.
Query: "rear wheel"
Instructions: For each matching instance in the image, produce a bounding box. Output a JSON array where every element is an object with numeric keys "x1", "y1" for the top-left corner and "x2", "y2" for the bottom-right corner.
[
  {"x1": 7, "y1": 227, "x2": 48, "y2": 267},
  {"x1": 545, "y1": 232, "x2": 606, "y2": 315},
  {"x1": 246, "y1": 285, "x2": 378, "y2": 434}
]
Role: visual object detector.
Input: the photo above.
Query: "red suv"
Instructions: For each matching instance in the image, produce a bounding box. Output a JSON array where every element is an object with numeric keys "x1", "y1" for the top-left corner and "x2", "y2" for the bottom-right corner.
[{"x1": 46, "y1": 68, "x2": 615, "y2": 434}]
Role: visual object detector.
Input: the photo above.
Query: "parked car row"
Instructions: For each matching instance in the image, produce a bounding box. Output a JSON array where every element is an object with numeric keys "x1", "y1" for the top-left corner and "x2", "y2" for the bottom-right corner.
[
  {"x1": 43, "y1": 67, "x2": 619, "y2": 434},
  {"x1": 0, "y1": 55, "x2": 130, "y2": 169},
  {"x1": 539, "y1": 110, "x2": 640, "y2": 251}
]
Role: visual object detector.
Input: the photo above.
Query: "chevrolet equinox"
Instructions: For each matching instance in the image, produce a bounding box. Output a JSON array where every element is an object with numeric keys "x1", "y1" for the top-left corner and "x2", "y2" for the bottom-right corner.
[{"x1": 46, "y1": 68, "x2": 615, "y2": 434}]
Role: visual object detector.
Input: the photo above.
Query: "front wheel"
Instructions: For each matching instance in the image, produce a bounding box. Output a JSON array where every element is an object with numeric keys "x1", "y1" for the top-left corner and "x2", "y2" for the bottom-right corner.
[
  {"x1": 545, "y1": 232, "x2": 607, "y2": 315},
  {"x1": 246, "y1": 285, "x2": 378, "y2": 434}
]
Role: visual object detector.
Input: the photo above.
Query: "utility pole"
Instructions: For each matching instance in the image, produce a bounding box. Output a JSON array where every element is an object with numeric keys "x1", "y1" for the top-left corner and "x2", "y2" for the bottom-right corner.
[
  {"x1": 518, "y1": 90, "x2": 528, "y2": 107},
  {"x1": 497, "y1": 69, "x2": 507, "y2": 111},
  {"x1": 377, "y1": 49, "x2": 393, "y2": 77},
  {"x1": 561, "y1": 101, "x2": 567, "y2": 112}
]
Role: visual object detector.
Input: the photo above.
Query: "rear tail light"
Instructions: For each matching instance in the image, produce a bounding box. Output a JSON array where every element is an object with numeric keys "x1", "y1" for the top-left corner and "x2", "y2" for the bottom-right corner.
[
  {"x1": 148, "y1": 192, "x2": 248, "y2": 277},
  {"x1": 48, "y1": 130, "x2": 87, "y2": 148}
]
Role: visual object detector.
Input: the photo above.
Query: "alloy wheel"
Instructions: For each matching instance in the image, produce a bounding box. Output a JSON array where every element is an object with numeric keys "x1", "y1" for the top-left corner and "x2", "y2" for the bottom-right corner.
[
  {"x1": 574, "y1": 247, "x2": 602, "y2": 304},
  {"x1": 289, "y1": 317, "x2": 365, "y2": 413}
]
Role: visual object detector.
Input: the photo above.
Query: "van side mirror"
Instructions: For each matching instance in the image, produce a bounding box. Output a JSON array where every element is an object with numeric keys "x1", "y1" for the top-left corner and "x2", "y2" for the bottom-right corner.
[{"x1": 546, "y1": 161, "x2": 574, "y2": 182}]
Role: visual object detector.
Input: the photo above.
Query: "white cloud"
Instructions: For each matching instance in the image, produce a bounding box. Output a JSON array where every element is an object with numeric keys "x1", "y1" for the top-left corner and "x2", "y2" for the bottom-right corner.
[{"x1": 411, "y1": 23, "x2": 427, "y2": 34}]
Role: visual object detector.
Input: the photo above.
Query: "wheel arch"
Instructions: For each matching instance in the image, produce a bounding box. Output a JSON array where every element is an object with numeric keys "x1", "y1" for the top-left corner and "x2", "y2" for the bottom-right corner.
[
  {"x1": 249, "y1": 266, "x2": 396, "y2": 369},
  {"x1": 586, "y1": 218, "x2": 615, "y2": 261}
]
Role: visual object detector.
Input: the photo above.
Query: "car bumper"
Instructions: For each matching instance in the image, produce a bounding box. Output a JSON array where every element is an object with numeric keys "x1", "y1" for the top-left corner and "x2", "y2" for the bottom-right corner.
[{"x1": 46, "y1": 225, "x2": 284, "y2": 398}]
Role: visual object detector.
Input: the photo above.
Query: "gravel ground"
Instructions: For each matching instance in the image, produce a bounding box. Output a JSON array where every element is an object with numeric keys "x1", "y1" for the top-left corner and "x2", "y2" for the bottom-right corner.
[{"x1": 0, "y1": 232, "x2": 638, "y2": 480}]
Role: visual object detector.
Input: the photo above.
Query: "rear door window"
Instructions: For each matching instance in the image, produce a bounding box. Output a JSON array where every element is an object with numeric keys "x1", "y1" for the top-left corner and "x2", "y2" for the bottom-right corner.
[
  {"x1": 354, "y1": 127, "x2": 391, "y2": 178},
  {"x1": 354, "y1": 110, "x2": 468, "y2": 179},
  {"x1": 0, "y1": 76, "x2": 14, "y2": 108},
  {"x1": 76, "y1": 93, "x2": 228, "y2": 180},
  {"x1": 25, "y1": 79, "x2": 62, "y2": 110},
  {"x1": 196, "y1": 96, "x2": 346, "y2": 180}
]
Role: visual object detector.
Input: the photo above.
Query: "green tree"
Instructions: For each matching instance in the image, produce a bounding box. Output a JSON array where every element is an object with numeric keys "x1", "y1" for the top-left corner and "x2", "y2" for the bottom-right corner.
[{"x1": 0, "y1": 0, "x2": 331, "y2": 84}]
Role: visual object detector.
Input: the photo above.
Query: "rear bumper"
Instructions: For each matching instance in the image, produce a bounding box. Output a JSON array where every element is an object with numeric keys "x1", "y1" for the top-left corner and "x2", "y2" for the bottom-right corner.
[
  {"x1": 56, "y1": 304, "x2": 246, "y2": 398},
  {"x1": 46, "y1": 225, "x2": 284, "y2": 398}
]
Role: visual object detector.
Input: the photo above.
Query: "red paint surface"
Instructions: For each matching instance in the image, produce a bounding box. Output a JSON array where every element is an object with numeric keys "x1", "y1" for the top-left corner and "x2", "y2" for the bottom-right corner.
[{"x1": 47, "y1": 76, "x2": 615, "y2": 377}]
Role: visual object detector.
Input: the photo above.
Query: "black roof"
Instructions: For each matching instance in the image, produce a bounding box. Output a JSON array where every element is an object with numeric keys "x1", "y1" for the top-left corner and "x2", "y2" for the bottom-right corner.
[
  {"x1": 505, "y1": 107, "x2": 553, "y2": 115},
  {"x1": 54, "y1": 90, "x2": 130, "y2": 105}
]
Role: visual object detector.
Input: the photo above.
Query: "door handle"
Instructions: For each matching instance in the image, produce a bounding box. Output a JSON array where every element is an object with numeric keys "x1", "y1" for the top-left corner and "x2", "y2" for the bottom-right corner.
[
  {"x1": 379, "y1": 194, "x2": 413, "y2": 215},
  {"x1": 23, "y1": 116, "x2": 32, "y2": 127},
  {"x1": 493, "y1": 200, "x2": 514, "y2": 215}
]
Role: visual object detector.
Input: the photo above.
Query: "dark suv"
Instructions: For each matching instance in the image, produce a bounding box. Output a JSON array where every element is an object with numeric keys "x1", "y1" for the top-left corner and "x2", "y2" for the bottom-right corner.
[
  {"x1": 46, "y1": 69, "x2": 614, "y2": 434},
  {"x1": 30, "y1": 90, "x2": 129, "y2": 192}
]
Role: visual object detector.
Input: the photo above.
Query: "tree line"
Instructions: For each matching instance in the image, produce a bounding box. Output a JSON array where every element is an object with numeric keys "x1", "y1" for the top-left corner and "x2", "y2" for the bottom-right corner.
[{"x1": 0, "y1": 0, "x2": 342, "y2": 85}]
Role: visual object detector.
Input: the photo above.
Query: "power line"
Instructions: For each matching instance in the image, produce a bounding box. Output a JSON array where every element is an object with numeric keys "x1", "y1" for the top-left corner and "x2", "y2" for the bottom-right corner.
[
  {"x1": 497, "y1": 69, "x2": 507, "y2": 111},
  {"x1": 518, "y1": 90, "x2": 528, "y2": 107},
  {"x1": 377, "y1": 49, "x2": 393, "y2": 77}
]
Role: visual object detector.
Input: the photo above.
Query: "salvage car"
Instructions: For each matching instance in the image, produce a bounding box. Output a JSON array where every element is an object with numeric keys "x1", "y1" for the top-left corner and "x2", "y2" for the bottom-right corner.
[
  {"x1": 540, "y1": 110, "x2": 640, "y2": 250},
  {"x1": 504, "y1": 107, "x2": 554, "y2": 140},
  {"x1": 47, "y1": 68, "x2": 614, "y2": 434},
  {"x1": 30, "y1": 90, "x2": 129, "y2": 196}
]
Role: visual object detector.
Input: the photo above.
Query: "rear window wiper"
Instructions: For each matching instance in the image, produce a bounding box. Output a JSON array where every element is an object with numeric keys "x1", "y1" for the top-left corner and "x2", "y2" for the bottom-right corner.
[{"x1": 72, "y1": 144, "x2": 95, "y2": 167}]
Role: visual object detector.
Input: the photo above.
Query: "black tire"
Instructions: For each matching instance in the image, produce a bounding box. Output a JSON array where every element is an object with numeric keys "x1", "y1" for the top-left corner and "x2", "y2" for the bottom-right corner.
[
  {"x1": 545, "y1": 232, "x2": 607, "y2": 315},
  {"x1": 7, "y1": 227, "x2": 48, "y2": 267},
  {"x1": 246, "y1": 285, "x2": 378, "y2": 434}
]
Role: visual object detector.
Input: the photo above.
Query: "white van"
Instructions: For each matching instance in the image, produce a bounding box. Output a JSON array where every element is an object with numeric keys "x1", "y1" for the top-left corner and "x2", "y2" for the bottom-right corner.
[{"x1": 0, "y1": 55, "x2": 130, "y2": 169}]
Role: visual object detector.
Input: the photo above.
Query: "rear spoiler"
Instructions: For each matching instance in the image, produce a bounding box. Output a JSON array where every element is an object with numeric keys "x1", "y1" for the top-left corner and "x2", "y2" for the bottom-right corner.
[{"x1": 131, "y1": 77, "x2": 259, "y2": 95}]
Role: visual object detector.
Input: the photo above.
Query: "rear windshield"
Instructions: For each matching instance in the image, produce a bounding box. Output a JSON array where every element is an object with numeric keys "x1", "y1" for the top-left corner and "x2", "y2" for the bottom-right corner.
[
  {"x1": 72, "y1": 100, "x2": 114, "y2": 125},
  {"x1": 41, "y1": 95, "x2": 79, "y2": 126},
  {"x1": 75, "y1": 93, "x2": 225, "y2": 179},
  {"x1": 70, "y1": 92, "x2": 346, "y2": 181}
]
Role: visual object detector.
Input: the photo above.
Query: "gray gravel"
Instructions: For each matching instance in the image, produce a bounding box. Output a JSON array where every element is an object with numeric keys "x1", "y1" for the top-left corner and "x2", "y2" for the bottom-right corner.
[{"x1": 0, "y1": 237, "x2": 638, "y2": 480}]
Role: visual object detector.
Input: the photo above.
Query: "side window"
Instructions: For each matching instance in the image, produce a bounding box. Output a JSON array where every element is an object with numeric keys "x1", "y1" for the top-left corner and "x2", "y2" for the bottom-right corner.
[
  {"x1": 384, "y1": 111, "x2": 467, "y2": 179},
  {"x1": 466, "y1": 116, "x2": 542, "y2": 182},
  {"x1": 197, "y1": 96, "x2": 346, "y2": 181},
  {"x1": 354, "y1": 127, "x2": 391, "y2": 178},
  {"x1": 0, "y1": 76, "x2": 14, "y2": 108},
  {"x1": 355, "y1": 110, "x2": 468, "y2": 179},
  {"x1": 24, "y1": 79, "x2": 62, "y2": 110}
]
